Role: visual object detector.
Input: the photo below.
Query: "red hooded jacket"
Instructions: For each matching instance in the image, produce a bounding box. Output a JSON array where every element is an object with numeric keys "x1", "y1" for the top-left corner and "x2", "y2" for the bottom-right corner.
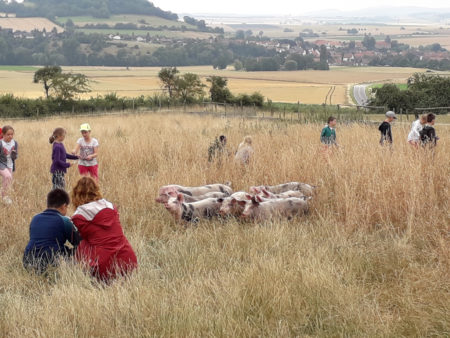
[{"x1": 72, "y1": 199, "x2": 137, "y2": 281}]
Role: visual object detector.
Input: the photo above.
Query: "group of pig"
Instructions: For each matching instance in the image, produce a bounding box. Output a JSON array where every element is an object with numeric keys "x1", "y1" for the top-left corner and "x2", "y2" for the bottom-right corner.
[{"x1": 155, "y1": 182, "x2": 315, "y2": 223}]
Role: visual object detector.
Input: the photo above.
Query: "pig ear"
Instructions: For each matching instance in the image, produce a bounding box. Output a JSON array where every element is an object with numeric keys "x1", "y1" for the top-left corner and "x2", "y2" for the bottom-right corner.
[
  {"x1": 261, "y1": 188, "x2": 270, "y2": 197},
  {"x1": 177, "y1": 193, "x2": 184, "y2": 203},
  {"x1": 245, "y1": 193, "x2": 252, "y2": 200},
  {"x1": 237, "y1": 200, "x2": 247, "y2": 206},
  {"x1": 168, "y1": 191, "x2": 177, "y2": 197},
  {"x1": 256, "y1": 195, "x2": 263, "y2": 203},
  {"x1": 231, "y1": 198, "x2": 236, "y2": 204}
]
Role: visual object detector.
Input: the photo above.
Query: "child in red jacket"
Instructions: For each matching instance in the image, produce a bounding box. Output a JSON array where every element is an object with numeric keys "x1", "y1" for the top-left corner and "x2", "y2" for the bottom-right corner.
[{"x1": 71, "y1": 177, "x2": 137, "y2": 282}]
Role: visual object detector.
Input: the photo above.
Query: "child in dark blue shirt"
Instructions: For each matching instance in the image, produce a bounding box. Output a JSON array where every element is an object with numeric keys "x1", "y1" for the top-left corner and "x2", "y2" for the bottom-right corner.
[{"x1": 23, "y1": 189, "x2": 81, "y2": 274}]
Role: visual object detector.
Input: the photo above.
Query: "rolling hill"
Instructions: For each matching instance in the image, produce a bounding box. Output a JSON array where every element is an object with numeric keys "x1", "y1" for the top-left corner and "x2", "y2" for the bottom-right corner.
[{"x1": 0, "y1": 0, "x2": 178, "y2": 21}]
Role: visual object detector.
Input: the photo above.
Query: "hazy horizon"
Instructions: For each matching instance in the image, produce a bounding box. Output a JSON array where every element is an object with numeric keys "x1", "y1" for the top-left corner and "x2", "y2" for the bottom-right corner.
[{"x1": 152, "y1": 0, "x2": 450, "y2": 16}]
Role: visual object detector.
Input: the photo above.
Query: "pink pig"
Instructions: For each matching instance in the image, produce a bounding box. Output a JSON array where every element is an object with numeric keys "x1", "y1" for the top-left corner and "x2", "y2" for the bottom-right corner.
[
  {"x1": 219, "y1": 191, "x2": 253, "y2": 217},
  {"x1": 156, "y1": 183, "x2": 232, "y2": 203},
  {"x1": 156, "y1": 190, "x2": 229, "y2": 204},
  {"x1": 164, "y1": 193, "x2": 223, "y2": 223},
  {"x1": 260, "y1": 188, "x2": 305, "y2": 199},
  {"x1": 241, "y1": 195, "x2": 310, "y2": 221},
  {"x1": 250, "y1": 182, "x2": 315, "y2": 196}
]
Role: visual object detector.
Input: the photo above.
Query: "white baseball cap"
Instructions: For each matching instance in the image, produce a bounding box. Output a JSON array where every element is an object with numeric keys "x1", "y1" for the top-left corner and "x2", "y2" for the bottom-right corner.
[{"x1": 385, "y1": 111, "x2": 397, "y2": 119}]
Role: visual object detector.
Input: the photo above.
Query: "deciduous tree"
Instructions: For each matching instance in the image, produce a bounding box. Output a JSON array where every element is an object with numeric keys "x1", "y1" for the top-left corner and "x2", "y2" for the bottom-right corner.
[
  {"x1": 33, "y1": 66, "x2": 62, "y2": 99},
  {"x1": 52, "y1": 73, "x2": 90, "y2": 101},
  {"x1": 158, "y1": 67, "x2": 179, "y2": 98},
  {"x1": 207, "y1": 76, "x2": 232, "y2": 103},
  {"x1": 174, "y1": 73, "x2": 205, "y2": 103}
]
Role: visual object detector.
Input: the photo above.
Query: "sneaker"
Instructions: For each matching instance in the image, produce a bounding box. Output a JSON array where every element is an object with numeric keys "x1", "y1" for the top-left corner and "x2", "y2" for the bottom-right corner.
[{"x1": 2, "y1": 196, "x2": 12, "y2": 204}]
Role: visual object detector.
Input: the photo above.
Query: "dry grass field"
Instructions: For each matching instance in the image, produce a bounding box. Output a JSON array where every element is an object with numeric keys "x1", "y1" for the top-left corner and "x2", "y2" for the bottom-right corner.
[
  {"x1": 222, "y1": 22, "x2": 450, "y2": 48},
  {"x1": 0, "y1": 112, "x2": 448, "y2": 336},
  {"x1": 398, "y1": 35, "x2": 450, "y2": 49},
  {"x1": 0, "y1": 17, "x2": 64, "y2": 33},
  {"x1": 0, "y1": 66, "x2": 431, "y2": 105}
]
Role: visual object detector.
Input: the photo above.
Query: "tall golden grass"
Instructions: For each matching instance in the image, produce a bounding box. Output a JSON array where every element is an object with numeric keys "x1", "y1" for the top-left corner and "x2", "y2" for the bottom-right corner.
[{"x1": 0, "y1": 112, "x2": 448, "y2": 336}]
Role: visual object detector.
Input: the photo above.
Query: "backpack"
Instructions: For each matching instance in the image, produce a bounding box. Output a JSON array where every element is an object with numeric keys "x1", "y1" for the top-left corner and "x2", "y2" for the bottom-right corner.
[{"x1": 419, "y1": 126, "x2": 434, "y2": 145}]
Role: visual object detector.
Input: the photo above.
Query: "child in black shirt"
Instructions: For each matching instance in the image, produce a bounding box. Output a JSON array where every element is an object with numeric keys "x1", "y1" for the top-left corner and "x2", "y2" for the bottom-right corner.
[
  {"x1": 420, "y1": 113, "x2": 439, "y2": 148},
  {"x1": 379, "y1": 111, "x2": 396, "y2": 145}
]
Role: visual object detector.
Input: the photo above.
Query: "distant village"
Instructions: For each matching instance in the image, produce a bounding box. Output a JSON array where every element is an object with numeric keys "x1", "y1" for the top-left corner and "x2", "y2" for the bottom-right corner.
[
  {"x1": 244, "y1": 37, "x2": 450, "y2": 67},
  {"x1": 1, "y1": 17, "x2": 449, "y2": 68}
]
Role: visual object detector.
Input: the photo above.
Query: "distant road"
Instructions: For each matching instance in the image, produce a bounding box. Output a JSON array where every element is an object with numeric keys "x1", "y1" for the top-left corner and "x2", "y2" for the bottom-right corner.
[{"x1": 353, "y1": 84, "x2": 369, "y2": 106}]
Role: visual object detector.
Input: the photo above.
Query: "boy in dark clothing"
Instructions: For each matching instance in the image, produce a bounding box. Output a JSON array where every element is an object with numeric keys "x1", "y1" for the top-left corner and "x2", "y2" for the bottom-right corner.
[
  {"x1": 23, "y1": 189, "x2": 81, "y2": 274},
  {"x1": 208, "y1": 135, "x2": 228, "y2": 162},
  {"x1": 420, "y1": 113, "x2": 439, "y2": 148},
  {"x1": 379, "y1": 111, "x2": 396, "y2": 145}
]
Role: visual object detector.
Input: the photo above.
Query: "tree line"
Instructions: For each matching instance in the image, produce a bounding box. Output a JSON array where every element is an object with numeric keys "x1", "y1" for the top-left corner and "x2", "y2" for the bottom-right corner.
[
  {"x1": 157, "y1": 67, "x2": 264, "y2": 105},
  {"x1": 369, "y1": 73, "x2": 450, "y2": 113},
  {"x1": 368, "y1": 55, "x2": 450, "y2": 71},
  {"x1": 79, "y1": 22, "x2": 224, "y2": 34},
  {"x1": 0, "y1": 29, "x2": 329, "y2": 71},
  {"x1": 0, "y1": 0, "x2": 177, "y2": 20},
  {"x1": 0, "y1": 66, "x2": 264, "y2": 118}
]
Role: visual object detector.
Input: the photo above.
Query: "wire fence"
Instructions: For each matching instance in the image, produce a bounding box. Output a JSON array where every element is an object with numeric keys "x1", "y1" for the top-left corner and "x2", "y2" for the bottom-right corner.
[{"x1": 2, "y1": 101, "x2": 449, "y2": 125}]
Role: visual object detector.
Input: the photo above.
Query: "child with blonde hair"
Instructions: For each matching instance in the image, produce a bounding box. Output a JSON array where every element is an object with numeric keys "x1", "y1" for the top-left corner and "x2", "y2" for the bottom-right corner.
[
  {"x1": 407, "y1": 114, "x2": 427, "y2": 148},
  {"x1": 72, "y1": 123, "x2": 99, "y2": 181},
  {"x1": 234, "y1": 135, "x2": 254, "y2": 165}
]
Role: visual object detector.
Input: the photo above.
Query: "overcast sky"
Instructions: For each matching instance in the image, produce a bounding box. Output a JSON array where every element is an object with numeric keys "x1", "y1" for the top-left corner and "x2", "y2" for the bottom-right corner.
[{"x1": 151, "y1": 0, "x2": 450, "y2": 16}]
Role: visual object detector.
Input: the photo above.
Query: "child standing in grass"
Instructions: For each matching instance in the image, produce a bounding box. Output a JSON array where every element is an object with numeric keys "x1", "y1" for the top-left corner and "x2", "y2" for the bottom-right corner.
[
  {"x1": 50, "y1": 127, "x2": 78, "y2": 190},
  {"x1": 420, "y1": 113, "x2": 439, "y2": 148},
  {"x1": 72, "y1": 123, "x2": 99, "y2": 182},
  {"x1": 320, "y1": 116, "x2": 338, "y2": 147},
  {"x1": 234, "y1": 135, "x2": 254, "y2": 165},
  {"x1": 379, "y1": 111, "x2": 396, "y2": 146},
  {"x1": 407, "y1": 114, "x2": 427, "y2": 148},
  {"x1": 0, "y1": 125, "x2": 18, "y2": 204}
]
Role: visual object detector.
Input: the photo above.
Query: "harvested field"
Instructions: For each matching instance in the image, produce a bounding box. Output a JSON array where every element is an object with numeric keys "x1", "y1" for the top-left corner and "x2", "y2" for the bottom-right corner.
[
  {"x1": 0, "y1": 17, "x2": 63, "y2": 33},
  {"x1": 55, "y1": 15, "x2": 194, "y2": 29},
  {"x1": 0, "y1": 112, "x2": 448, "y2": 336},
  {"x1": 0, "y1": 66, "x2": 431, "y2": 104},
  {"x1": 224, "y1": 22, "x2": 450, "y2": 40},
  {"x1": 396, "y1": 35, "x2": 450, "y2": 49}
]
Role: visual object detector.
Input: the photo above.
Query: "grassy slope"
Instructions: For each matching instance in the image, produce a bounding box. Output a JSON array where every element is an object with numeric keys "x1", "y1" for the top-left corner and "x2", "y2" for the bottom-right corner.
[{"x1": 54, "y1": 15, "x2": 195, "y2": 29}]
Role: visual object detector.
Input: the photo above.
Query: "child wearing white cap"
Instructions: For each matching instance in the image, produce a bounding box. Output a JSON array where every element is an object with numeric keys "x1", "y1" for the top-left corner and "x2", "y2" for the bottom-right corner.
[{"x1": 72, "y1": 123, "x2": 99, "y2": 181}]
